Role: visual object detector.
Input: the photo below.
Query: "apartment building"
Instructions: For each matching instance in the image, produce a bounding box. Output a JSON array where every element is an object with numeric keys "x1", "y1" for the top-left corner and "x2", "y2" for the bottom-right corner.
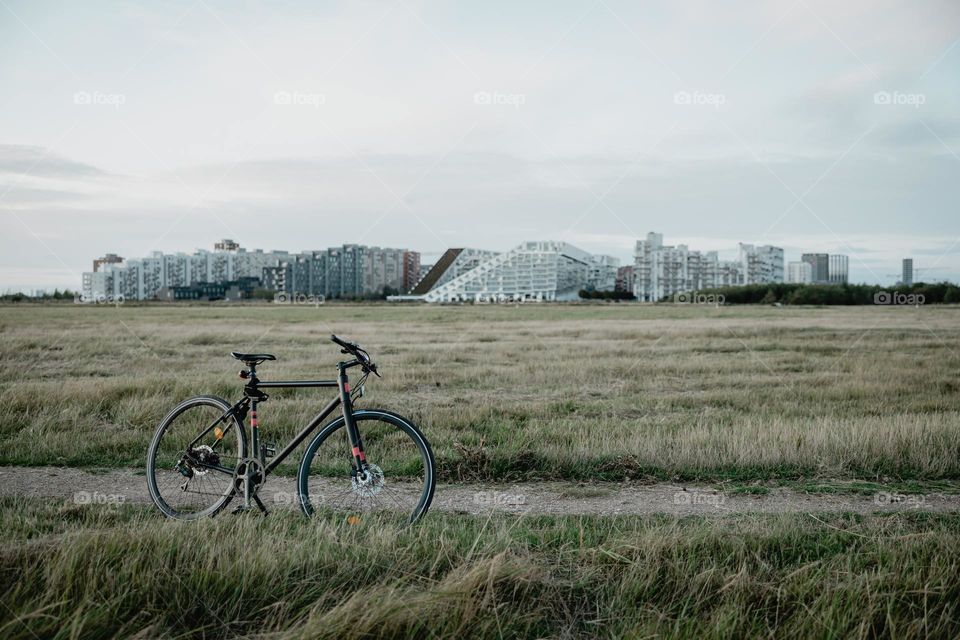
[
  {"x1": 828, "y1": 254, "x2": 849, "y2": 284},
  {"x1": 587, "y1": 255, "x2": 621, "y2": 292},
  {"x1": 739, "y1": 243, "x2": 784, "y2": 284},
  {"x1": 81, "y1": 241, "x2": 292, "y2": 301},
  {"x1": 787, "y1": 261, "x2": 813, "y2": 284},
  {"x1": 633, "y1": 233, "x2": 784, "y2": 301},
  {"x1": 263, "y1": 245, "x2": 420, "y2": 299},
  {"x1": 615, "y1": 265, "x2": 635, "y2": 293},
  {"x1": 799, "y1": 252, "x2": 849, "y2": 284},
  {"x1": 902, "y1": 258, "x2": 914, "y2": 285}
]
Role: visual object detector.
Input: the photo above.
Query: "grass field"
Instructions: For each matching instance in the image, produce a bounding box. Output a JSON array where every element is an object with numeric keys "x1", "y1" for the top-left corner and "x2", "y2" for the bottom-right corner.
[
  {"x1": 3, "y1": 302, "x2": 960, "y2": 638},
  {"x1": 3, "y1": 499, "x2": 960, "y2": 639},
  {"x1": 2, "y1": 303, "x2": 959, "y2": 483}
]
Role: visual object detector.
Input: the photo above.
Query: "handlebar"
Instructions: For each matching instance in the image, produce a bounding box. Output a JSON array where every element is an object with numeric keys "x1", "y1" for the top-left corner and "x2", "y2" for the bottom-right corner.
[
  {"x1": 330, "y1": 334, "x2": 359, "y2": 354},
  {"x1": 330, "y1": 334, "x2": 379, "y2": 376}
]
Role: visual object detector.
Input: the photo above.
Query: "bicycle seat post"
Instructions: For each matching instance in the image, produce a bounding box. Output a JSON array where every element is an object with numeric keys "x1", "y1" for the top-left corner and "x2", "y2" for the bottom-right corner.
[{"x1": 236, "y1": 356, "x2": 270, "y2": 514}]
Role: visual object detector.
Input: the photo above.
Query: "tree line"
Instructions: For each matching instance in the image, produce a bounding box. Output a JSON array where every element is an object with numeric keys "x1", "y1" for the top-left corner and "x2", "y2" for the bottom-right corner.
[{"x1": 676, "y1": 282, "x2": 960, "y2": 305}]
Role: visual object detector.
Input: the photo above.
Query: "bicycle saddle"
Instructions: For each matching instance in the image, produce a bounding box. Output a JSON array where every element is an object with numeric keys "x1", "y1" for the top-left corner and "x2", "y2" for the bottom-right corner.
[{"x1": 230, "y1": 352, "x2": 276, "y2": 365}]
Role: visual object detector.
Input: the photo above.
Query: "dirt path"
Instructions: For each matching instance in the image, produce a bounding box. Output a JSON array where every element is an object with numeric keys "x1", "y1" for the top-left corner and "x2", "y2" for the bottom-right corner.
[{"x1": 2, "y1": 466, "x2": 959, "y2": 516}]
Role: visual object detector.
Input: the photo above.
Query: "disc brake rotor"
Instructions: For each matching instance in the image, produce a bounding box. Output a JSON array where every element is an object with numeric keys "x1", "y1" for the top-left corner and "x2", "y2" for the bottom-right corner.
[
  {"x1": 352, "y1": 464, "x2": 385, "y2": 497},
  {"x1": 188, "y1": 445, "x2": 218, "y2": 476}
]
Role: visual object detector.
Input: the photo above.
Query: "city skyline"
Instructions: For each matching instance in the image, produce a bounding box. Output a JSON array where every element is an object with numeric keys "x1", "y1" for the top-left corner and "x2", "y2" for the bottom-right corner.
[
  {"x1": 8, "y1": 233, "x2": 938, "y2": 296},
  {"x1": 80, "y1": 233, "x2": 942, "y2": 304},
  {"x1": 2, "y1": 0, "x2": 958, "y2": 291}
]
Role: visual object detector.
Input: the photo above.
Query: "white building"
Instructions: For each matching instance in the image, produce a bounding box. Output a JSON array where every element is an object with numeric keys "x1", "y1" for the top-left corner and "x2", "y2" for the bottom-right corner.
[
  {"x1": 413, "y1": 241, "x2": 596, "y2": 302},
  {"x1": 902, "y1": 258, "x2": 914, "y2": 286},
  {"x1": 633, "y1": 233, "x2": 784, "y2": 301},
  {"x1": 634, "y1": 233, "x2": 704, "y2": 301},
  {"x1": 739, "y1": 243, "x2": 784, "y2": 284},
  {"x1": 81, "y1": 241, "x2": 292, "y2": 301},
  {"x1": 409, "y1": 248, "x2": 500, "y2": 295},
  {"x1": 787, "y1": 261, "x2": 813, "y2": 284},
  {"x1": 587, "y1": 255, "x2": 621, "y2": 291},
  {"x1": 828, "y1": 254, "x2": 849, "y2": 284}
]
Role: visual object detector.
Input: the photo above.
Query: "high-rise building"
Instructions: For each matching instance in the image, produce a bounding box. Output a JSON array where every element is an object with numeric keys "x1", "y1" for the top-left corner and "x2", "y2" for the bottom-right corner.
[
  {"x1": 798, "y1": 252, "x2": 847, "y2": 284},
  {"x1": 634, "y1": 233, "x2": 716, "y2": 301},
  {"x1": 82, "y1": 241, "x2": 291, "y2": 301},
  {"x1": 402, "y1": 251, "x2": 421, "y2": 293},
  {"x1": 787, "y1": 261, "x2": 813, "y2": 284},
  {"x1": 615, "y1": 265, "x2": 635, "y2": 293},
  {"x1": 363, "y1": 247, "x2": 414, "y2": 296},
  {"x1": 262, "y1": 245, "x2": 417, "y2": 299},
  {"x1": 632, "y1": 233, "x2": 782, "y2": 301},
  {"x1": 801, "y1": 253, "x2": 830, "y2": 284},
  {"x1": 739, "y1": 243, "x2": 784, "y2": 284},
  {"x1": 828, "y1": 255, "x2": 849, "y2": 284},
  {"x1": 707, "y1": 252, "x2": 742, "y2": 287},
  {"x1": 902, "y1": 258, "x2": 914, "y2": 286}
]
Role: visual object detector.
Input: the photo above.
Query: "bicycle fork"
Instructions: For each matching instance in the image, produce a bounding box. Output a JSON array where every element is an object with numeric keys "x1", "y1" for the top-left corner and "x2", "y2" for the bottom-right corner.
[{"x1": 339, "y1": 365, "x2": 367, "y2": 474}]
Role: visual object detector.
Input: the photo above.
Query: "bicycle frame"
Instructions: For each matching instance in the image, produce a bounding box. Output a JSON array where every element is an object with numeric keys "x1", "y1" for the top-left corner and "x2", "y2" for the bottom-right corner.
[{"x1": 187, "y1": 360, "x2": 368, "y2": 480}]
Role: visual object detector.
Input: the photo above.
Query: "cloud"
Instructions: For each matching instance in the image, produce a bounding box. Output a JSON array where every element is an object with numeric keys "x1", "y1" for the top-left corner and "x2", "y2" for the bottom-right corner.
[
  {"x1": 0, "y1": 145, "x2": 107, "y2": 179},
  {"x1": 0, "y1": 0, "x2": 958, "y2": 291},
  {"x1": 0, "y1": 185, "x2": 92, "y2": 207}
]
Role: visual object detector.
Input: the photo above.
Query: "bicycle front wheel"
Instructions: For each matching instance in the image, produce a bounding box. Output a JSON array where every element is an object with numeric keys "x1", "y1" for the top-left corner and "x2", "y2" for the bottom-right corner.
[{"x1": 297, "y1": 409, "x2": 435, "y2": 524}]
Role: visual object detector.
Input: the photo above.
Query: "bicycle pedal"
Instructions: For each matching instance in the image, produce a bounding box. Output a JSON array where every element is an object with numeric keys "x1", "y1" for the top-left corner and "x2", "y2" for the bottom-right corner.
[{"x1": 260, "y1": 442, "x2": 277, "y2": 458}]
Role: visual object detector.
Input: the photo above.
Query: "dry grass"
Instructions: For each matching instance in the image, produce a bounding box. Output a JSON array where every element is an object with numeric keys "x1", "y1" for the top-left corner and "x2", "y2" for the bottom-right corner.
[
  {"x1": 2, "y1": 498, "x2": 960, "y2": 639},
  {"x1": 2, "y1": 303, "x2": 959, "y2": 481}
]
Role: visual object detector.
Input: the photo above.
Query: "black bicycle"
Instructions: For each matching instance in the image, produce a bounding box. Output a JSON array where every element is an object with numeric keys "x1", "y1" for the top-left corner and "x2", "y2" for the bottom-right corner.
[{"x1": 146, "y1": 335, "x2": 435, "y2": 524}]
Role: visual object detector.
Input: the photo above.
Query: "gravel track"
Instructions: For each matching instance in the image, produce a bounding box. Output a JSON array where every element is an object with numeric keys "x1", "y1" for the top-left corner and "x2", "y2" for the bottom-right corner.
[{"x1": 3, "y1": 466, "x2": 959, "y2": 516}]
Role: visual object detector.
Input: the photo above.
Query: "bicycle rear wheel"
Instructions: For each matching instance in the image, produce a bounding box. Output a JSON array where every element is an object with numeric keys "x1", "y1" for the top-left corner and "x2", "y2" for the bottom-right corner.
[
  {"x1": 297, "y1": 409, "x2": 435, "y2": 524},
  {"x1": 146, "y1": 396, "x2": 247, "y2": 520}
]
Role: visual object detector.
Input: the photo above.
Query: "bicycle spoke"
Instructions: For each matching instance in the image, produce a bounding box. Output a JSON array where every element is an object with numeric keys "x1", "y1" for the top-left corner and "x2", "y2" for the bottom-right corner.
[
  {"x1": 300, "y1": 414, "x2": 433, "y2": 523},
  {"x1": 149, "y1": 400, "x2": 241, "y2": 518}
]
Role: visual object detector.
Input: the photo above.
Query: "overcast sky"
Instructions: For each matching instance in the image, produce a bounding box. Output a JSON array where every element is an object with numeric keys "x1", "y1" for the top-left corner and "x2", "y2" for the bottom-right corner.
[{"x1": 1, "y1": 0, "x2": 958, "y2": 291}]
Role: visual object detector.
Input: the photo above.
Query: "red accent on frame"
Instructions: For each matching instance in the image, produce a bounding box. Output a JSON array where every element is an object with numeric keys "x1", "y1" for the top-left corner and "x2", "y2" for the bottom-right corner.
[
  {"x1": 344, "y1": 382, "x2": 351, "y2": 393},
  {"x1": 352, "y1": 446, "x2": 366, "y2": 461},
  {"x1": 251, "y1": 410, "x2": 258, "y2": 429}
]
